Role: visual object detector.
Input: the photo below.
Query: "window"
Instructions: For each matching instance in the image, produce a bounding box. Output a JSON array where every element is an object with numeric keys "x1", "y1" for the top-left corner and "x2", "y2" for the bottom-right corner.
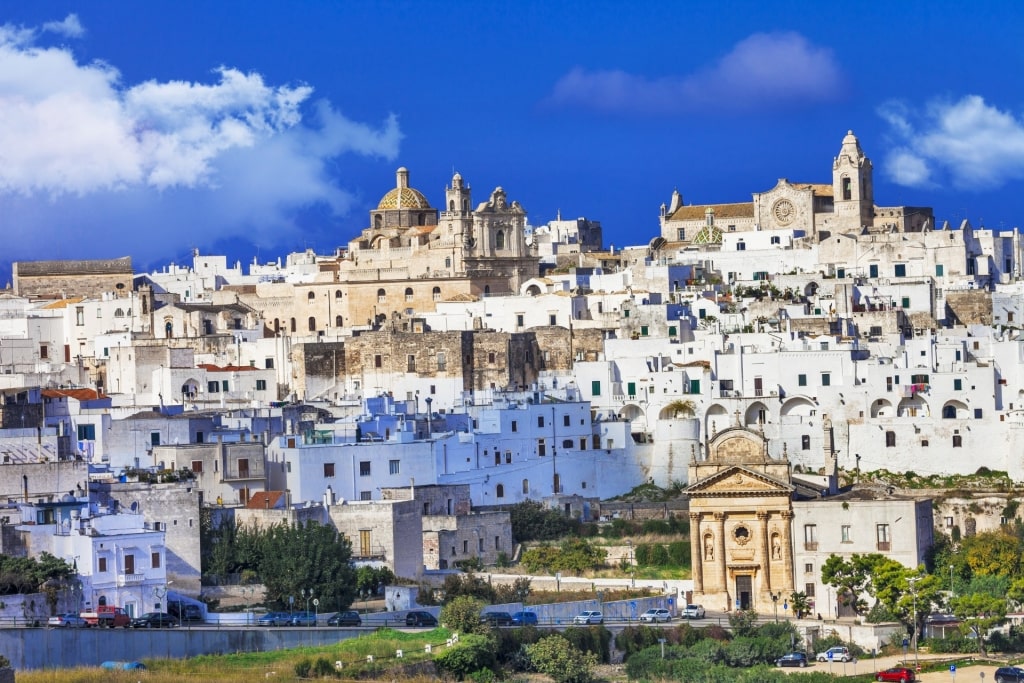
[
  {"x1": 804, "y1": 524, "x2": 818, "y2": 549},
  {"x1": 495, "y1": 536, "x2": 501, "y2": 550},
  {"x1": 463, "y1": 540, "x2": 468, "y2": 554},
  {"x1": 522, "y1": 479, "x2": 529, "y2": 494},
  {"x1": 953, "y1": 435, "x2": 963, "y2": 447},
  {"x1": 801, "y1": 435, "x2": 810, "y2": 450},
  {"x1": 516, "y1": 314, "x2": 524, "y2": 327},
  {"x1": 549, "y1": 314, "x2": 557, "y2": 325},
  {"x1": 797, "y1": 374, "x2": 807, "y2": 386},
  {"x1": 538, "y1": 416, "x2": 545, "y2": 428},
  {"x1": 563, "y1": 414, "x2": 571, "y2": 427},
  {"x1": 377, "y1": 288, "x2": 386, "y2": 303},
  {"x1": 506, "y1": 451, "x2": 512, "y2": 463},
  {"x1": 265, "y1": 358, "x2": 274, "y2": 369},
  {"x1": 437, "y1": 352, "x2": 446, "y2": 371},
  {"x1": 562, "y1": 439, "x2": 573, "y2": 448},
  {"x1": 496, "y1": 484, "x2": 504, "y2": 498},
  {"x1": 77, "y1": 424, "x2": 96, "y2": 440},
  {"x1": 124, "y1": 554, "x2": 135, "y2": 575},
  {"x1": 677, "y1": 228, "x2": 685, "y2": 240},
  {"x1": 538, "y1": 439, "x2": 546, "y2": 456},
  {"x1": 98, "y1": 557, "x2": 107, "y2": 572},
  {"x1": 405, "y1": 287, "x2": 414, "y2": 302},
  {"x1": 876, "y1": 524, "x2": 891, "y2": 550},
  {"x1": 256, "y1": 379, "x2": 267, "y2": 391},
  {"x1": 207, "y1": 381, "x2": 219, "y2": 393},
  {"x1": 389, "y1": 460, "x2": 400, "y2": 475},
  {"x1": 770, "y1": 235, "x2": 781, "y2": 245},
  {"x1": 488, "y1": 352, "x2": 496, "y2": 364},
  {"x1": 821, "y1": 373, "x2": 831, "y2": 386},
  {"x1": 374, "y1": 354, "x2": 382, "y2": 368},
  {"x1": 640, "y1": 325, "x2": 648, "y2": 336},
  {"x1": 974, "y1": 409, "x2": 983, "y2": 419},
  {"x1": 921, "y1": 439, "x2": 929, "y2": 447},
  {"x1": 222, "y1": 380, "x2": 229, "y2": 392},
  {"x1": 901, "y1": 297, "x2": 911, "y2": 309},
  {"x1": 432, "y1": 286, "x2": 441, "y2": 301},
  {"x1": 359, "y1": 461, "x2": 371, "y2": 476},
  {"x1": 869, "y1": 264, "x2": 879, "y2": 278},
  {"x1": 669, "y1": 325, "x2": 677, "y2": 336},
  {"x1": 191, "y1": 460, "x2": 203, "y2": 473},
  {"x1": 841, "y1": 525, "x2": 851, "y2": 543},
  {"x1": 945, "y1": 516, "x2": 954, "y2": 527},
  {"x1": 407, "y1": 355, "x2": 416, "y2": 372},
  {"x1": 885, "y1": 430, "x2": 896, "y2": 447},
  {"x1": 324, "y1": 463, "x2": 335, "y2": 477},
  {"x1": 936, "y1": 264, "x2": 944, "y2": 276},
  {"x1": 804, "y1": 563, "x2": 813, "y2": 574},
  {"x1": 805, "y1": 583, "x2": 816, "y2": 598},
  {"x1": 894, "y1": 264, "x2": 906, "y2": 277},
  {"x1": 591, "y1": 380, "x2": 601, "y2": 396},
  {"x1": 151, "y1": 552, "x2": 161, "y2": 569},
  {"x1": 150, "y1": 432, "x2": 160, "y2": 446},
  {"x1": 736, "y1": 241, "x2": 746, "y2": 251},
  {"x1": 75, "y1": 307, "x2": 85, "y2": 326},
  {"x1": 360, "y1": 491, "x2": 372, "y2": 501},
  {"x1": 511, "y1": 420, "x2": 518, "y2": 433},
  {"x1": 39, "y1": 345, "x2": 47, "y2": 359},
  {"x1": 495, "y1": 451, "x2": 501, "y2": 465}
]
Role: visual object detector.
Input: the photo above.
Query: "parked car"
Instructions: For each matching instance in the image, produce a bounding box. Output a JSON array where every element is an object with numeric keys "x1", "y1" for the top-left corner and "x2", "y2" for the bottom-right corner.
[
  {"x1": 480, "y1": 611, "x2": 513, "y2": 626},
  {"x1": 169, "y1": 601, "x2": 203, "y2": 622},
  {"x1": 257, "y1": 612, "x2": 291, "y2": 627},
  {"x1": 130, "y1": 612, "x2": 179, "y2": 628},
  {"x1": 875, "y1": 666, "x2": 916, "y2": 682},
  {"x1": 817, "y1": 646, "x2": 851, "y2": 662},
  {"x1": 327, "y1": 611, "x2": 362, "y2": 627},
  {"x1": 405, "y1": 611, "x2": 438, "y2": 627},
  {"x1": 48, "y1": 613, "x2": 88, "y2": 628},
  {"x1": 289, "y1": 611, "x2": 317, "y2": 627},
  {"x1": 639, "y1": 608, "x2": 672, "y2": 623},
  {"x1": 510, "y1": 611, "x2": 538, "y2": 626},
  {"x1": 776, "y1": 652, "x2": 809, "y2": 668},
  {"x1": 995, "y1": 667, "x2": 1024, "y2": 683},
  {"x1": 682, "y1": 604, "x2": 706, "y2": 619},
  {"x1": 572, "y1": 611, "x2": 603, "y2": 625}
]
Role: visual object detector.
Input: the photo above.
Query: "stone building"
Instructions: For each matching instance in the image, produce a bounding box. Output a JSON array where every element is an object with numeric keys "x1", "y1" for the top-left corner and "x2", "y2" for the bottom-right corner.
[
  {"x1": 659, "y1": 131, "x2": 934, "y2": 245},
  {"x1": 685, "y1": 421, "x2": 797, "y2": 613},
  {"x1": 12, "y1": 257, "x2": 134, "y2": 300}
]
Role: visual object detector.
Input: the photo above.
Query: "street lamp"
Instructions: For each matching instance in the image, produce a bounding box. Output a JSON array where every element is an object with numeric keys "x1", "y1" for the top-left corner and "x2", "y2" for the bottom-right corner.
[
  {"x1": 242, "y1": 586, "x2": 255, "y2": 625},
  {"x1": 626, "y1": 540, "x2": 635, "y2": 589},
  {"x1": 770, "y1": 592, "x2": 779, "y2": 623},
  {"x1": 153, "y1": 585, "x2": 167, "y2": 611},
  {"x1": 301, "y1": 588, "x2": 313, "y2": 624},
  {"x1": 908, "y1": 576, "x2": 921, "y2": 673}
]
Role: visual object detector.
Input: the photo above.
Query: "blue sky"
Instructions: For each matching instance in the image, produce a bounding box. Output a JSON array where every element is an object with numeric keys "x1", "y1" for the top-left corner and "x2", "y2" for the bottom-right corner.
[{"x1": 1, "y1": 1, "x2": 1023, "y2": 278}]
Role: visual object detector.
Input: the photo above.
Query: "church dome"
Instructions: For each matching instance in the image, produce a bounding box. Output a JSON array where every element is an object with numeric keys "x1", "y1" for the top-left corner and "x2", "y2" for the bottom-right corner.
[{"x1": 376, "y1": 167, "x2": 432, "y2": 210}]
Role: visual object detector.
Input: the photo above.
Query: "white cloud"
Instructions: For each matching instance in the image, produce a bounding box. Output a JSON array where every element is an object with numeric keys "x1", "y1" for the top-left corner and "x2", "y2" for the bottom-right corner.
[
  {"x1": 545, "y1": 32, "x2": 845, "y2": 115},
  {"x1": 42, "y1": 14, "x2": 84, "y2": 39},
  {"x1": 879, "y1": 95, "x2": 1024, "y2": 190},
  {"x1": 0, "y1": 17, "x2": 402, "y2": 261}
]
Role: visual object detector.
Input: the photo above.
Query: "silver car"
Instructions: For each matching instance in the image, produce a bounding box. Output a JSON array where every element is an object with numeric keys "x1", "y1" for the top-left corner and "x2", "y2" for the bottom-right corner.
[
  {"x1": 639, "y1": 608, "x2": 671, "y2": 623},
  {"x1": 572, "y1": 610, "x2": 603, "y2": 625},
  {"x1": 682, "y1": 604, "x2": 706, "y2": 619}
]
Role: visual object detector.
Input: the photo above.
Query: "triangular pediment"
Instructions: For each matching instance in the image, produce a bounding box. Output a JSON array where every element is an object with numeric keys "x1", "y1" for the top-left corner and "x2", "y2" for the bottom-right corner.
[{"x1": 686, "y1": 466, "x2": 793, "y2": 497}]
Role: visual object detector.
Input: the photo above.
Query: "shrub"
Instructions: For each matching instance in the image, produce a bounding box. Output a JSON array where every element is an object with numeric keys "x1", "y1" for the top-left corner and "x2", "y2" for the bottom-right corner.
[
  {"x1": 435, "y1": 634, "x2": 497, "y2": 681},
  {"x1": 526, "y1": 634, "x2": 599, "y2": 683},
  {"x1": 312, "y1": 656, "x2": 336, "y2": 677},
  {"x1": 649, "y1": 544, "x2": 670, "y2": 566},
  {"x1": 562, "y1": 625, "x2": 612, "y2": 663},
  {"x1": 441, "y1": 595, "x2": 488, "y2": 635},
  {"x1": 668, "y1": 540, "x2": 690, "y2": 566},
  {"x1": 634, "y1": 544, "x2": 652, "y2": 566},
  {"x1": 616, "y1": 625, "x2": 665, "y2": 660},
  {"x1": 293, "y1": 657, "x2": 312, "y2": 678}
]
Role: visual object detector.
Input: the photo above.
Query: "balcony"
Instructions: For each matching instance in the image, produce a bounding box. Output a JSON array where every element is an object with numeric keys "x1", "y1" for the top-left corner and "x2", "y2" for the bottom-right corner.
[
  {"x1": 118, "y1": 573, "x2": 145, "y2": 586},
  {"x1": 876, "y1": 541, "x2": 891, "y2": 552},
  {"x1": 804, "y1": 542, "x2": 818, "y2": 551}
]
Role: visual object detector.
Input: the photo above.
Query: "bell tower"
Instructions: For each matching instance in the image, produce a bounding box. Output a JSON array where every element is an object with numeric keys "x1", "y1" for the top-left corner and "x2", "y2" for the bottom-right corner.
[{"x1": 832, "y1": 130, "x2": 874, "y2": 230}]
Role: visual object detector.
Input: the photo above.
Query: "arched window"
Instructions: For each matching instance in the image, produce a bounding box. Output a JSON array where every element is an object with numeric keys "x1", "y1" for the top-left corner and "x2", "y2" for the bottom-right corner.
[
  {"x1": 290, "y1": 318, "x2": 296, "y2": 333},
  {"x1": 114, "y1": 308, "x2": 125, "y2": 317},
  {"x1": 335, "y1": 290, "x2": 343, "y2": 299},
  {"x1": 942, "y1": 405, "x2": 957, "y2": 419},
  {"x1": 462, "y1": 199, "x2": 468, "y2": 211},
  {"x1": 495, "y1": 230, "x2": 505, "y2": 250},
  {"x1": 307, "y1": 292, "x2": 315, "y2": 301},
  {"x1": 885, "y1": 431, "x2": 896, "y2": 447},
  {"x1": 484, "y1": 285, "x2": 491, "y2": 296},
  {"x1": 842, "y1": 175, "x2": 852, "y2": 200},
  {"x1": 335, "y1": 315, "x2": 343, "y2": 327},
  {"x1": 308, "y1": 317, "x2": 316, "y2": 331},
  {"x1": 377, "y1": 288, "x2": 386, "y2": 303},
  {"x1": 405, "y1": 287, "x2": 414, "y2": 302},
  {"x1": 495, "y1": 451, "x2": 500, "y2": 466},
  {"x1": 374, "y1": 214, "x2": 382, "y2": 229},
  {"x1": 432, "y1": 286, "x2": 441, "y2": 301},
  {"x1": 522, "y1": 479, "x2": 529, "y2": 495},
  {"x1": 165, "y1": 321, "x2": 173, "y2": 337},
  {"x1": 449, "y1": 200, "x2": 455, "y2": 211},
  {"x1": 273, "y1": 318, "x2": 280, "y2": 333},
  {"x1": 496, "y1": 484, "x2": 504, "y2": 499}
]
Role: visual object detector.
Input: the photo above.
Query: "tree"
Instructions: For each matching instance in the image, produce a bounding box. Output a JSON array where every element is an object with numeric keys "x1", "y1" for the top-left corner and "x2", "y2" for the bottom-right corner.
[
  {"x1": 527, "y1": 634, "x2": 599, "y2": 683},
  {"x1": 509, "y1": 500, "x2": 578, "y2": 542},
  {"x1": 821, "y1": 553, "x2": 886, "y2": 614},
  {"x1": 258, "y1": 521, "x2": 356, "y2": 611},
  {"x1": 871, "y1": 563, "x2": 944, "y2": 639},
  {"x1": 788, "y1": 592, "x2": 811, "y2": 619},
  {"x1": 434, "y1": 634, "x2": 496, "y2": 680},
  {"x1": 950, "y1": 592, "x2": 1006, "y2": 655},
  {"x1": 441, "y1": 595, "x2": 489, "y2": 635},
  {"x1": 961, "y1": 531, "x2": 1023, "y2": 578}
]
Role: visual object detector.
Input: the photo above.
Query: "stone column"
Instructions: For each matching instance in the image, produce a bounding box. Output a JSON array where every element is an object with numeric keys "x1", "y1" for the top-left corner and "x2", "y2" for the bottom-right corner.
[
  {"x1": 689, "y1": 512, "x2": 703, "y2": 593},
  {"x1": 714, "y1": 512, "x2": 727, "y2": 605},
  {"x1": 781, "y1": 510, "x2": 795, "y2": 594},
  {"x1": 757, "y1": 511, "x2": 772, "y2": 594}
]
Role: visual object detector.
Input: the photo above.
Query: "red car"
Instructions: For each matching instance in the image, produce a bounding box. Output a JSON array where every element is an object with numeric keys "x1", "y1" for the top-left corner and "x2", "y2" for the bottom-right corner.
[{"x1": 876, "y1": 666, "x2": 916, "y2": 682}]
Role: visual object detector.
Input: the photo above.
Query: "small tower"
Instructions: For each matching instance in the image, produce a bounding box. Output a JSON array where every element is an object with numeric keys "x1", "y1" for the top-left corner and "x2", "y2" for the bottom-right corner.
[
  {"x1": 445, "y1": 171, "x2": 472, "y2": 215},
  {"x1": 832, "y1": 130, "x2": 874, "y2": 230}
]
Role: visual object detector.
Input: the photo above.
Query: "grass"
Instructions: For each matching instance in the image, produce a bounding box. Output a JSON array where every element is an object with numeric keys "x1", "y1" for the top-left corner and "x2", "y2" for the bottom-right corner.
[{"x1": 16, "y1": 627, "x2": 452, "y2": 683}]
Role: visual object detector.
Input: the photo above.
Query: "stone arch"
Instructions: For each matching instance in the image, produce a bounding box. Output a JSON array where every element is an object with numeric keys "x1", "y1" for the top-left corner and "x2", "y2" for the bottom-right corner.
[
  {"x1": 335, "y1": 289, "x2": 343, "y2": 299},
  {"x1": 942, "y1": 400, "x2": 968, "y2": 419},
  {"x1": 525, "y1": 284, "x2": 541, "y2": 296},
  {"x1": 335, "y1": 315, "x2": 343, "y2": 327},
  {"x1": 307, "y1": 291, "x2": 315, "y2": 301},
  {"x1": 780, "y1": 397, "x2": 815, "y2": 417},
  {"x1": 870, "y1": 398, "x2": 894, "y2": 418},
  {"x1": 744, "y1": 401, "x2": 770, "y2": 426},
  {"x1": 181, "y1": 380, "x2": 200, "y2": 399},
  {"x1": 705, "y1": 403, "x2": 729, "y2": 434},
  {"x1": 897, "y1": 395, "x2": 929, "y2": 417},
  {"x1": 804, "y1": 282, "x2": 819, "y2": 297},
  {"x1": 619, "y1": 403, "x2": 644, "y2": 422}
]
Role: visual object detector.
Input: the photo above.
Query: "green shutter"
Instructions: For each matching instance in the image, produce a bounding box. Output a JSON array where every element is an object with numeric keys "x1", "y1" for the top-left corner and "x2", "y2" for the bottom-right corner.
[{"x1": 591, "y1": 380, "x2": 601, "y2": 396}]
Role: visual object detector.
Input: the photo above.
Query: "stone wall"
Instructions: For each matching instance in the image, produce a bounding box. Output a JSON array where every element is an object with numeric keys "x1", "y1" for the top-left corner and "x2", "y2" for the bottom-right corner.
[{"x1": 945, "y1": 290, "x2": 992, "y2": 326}]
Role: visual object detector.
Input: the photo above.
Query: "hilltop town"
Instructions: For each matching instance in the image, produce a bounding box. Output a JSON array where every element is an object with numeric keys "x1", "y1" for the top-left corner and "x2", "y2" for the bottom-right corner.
[{"x1": 1, "y1": 130, "x2": 1020, "y2": 635}]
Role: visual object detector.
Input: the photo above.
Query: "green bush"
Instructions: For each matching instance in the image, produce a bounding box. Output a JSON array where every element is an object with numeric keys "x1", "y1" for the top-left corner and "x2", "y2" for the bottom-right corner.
[
  {"x1": 562, "y1": 625, "x2": 612, "y2": 663},
  {"x1": 440, "y1": 595, "x2": 488, "y2": 635},
  {"x1": 526, "y1": 634, "x2": 599, "y2": 683},
  {"x1": 312, "y1": 656, "x2": 336, "y2": 677},
  {"x1": 435, "y1": 634, "x2": 497, "y2": 681},
  {"x1": 293, "y1": 657, "x2": 312, "y2": 678},
  {"x1": 634, "y1": 544, "x2": 652, "y2": 566},
  {"x1": 924, "y1": 635, "x2": 975, "y2": 653},
  {"x1": 649, "y1": 544, "x2": 670, "y2": 566},
  {"x1": 668, "y1": 540, "x2": 690, "y2": 566},
  {"x1": 615, "y1": 625, "x2": 665, "y2": 660}
]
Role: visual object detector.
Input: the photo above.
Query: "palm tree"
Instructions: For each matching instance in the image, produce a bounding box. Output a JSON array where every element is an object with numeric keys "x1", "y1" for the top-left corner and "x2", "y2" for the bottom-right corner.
[
  {"x1": 789, "y1": 591, "x2": 811, "y2": 619},
  {"x1": 663, "y1": 399, "x2": 696, "y2": 419}
]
